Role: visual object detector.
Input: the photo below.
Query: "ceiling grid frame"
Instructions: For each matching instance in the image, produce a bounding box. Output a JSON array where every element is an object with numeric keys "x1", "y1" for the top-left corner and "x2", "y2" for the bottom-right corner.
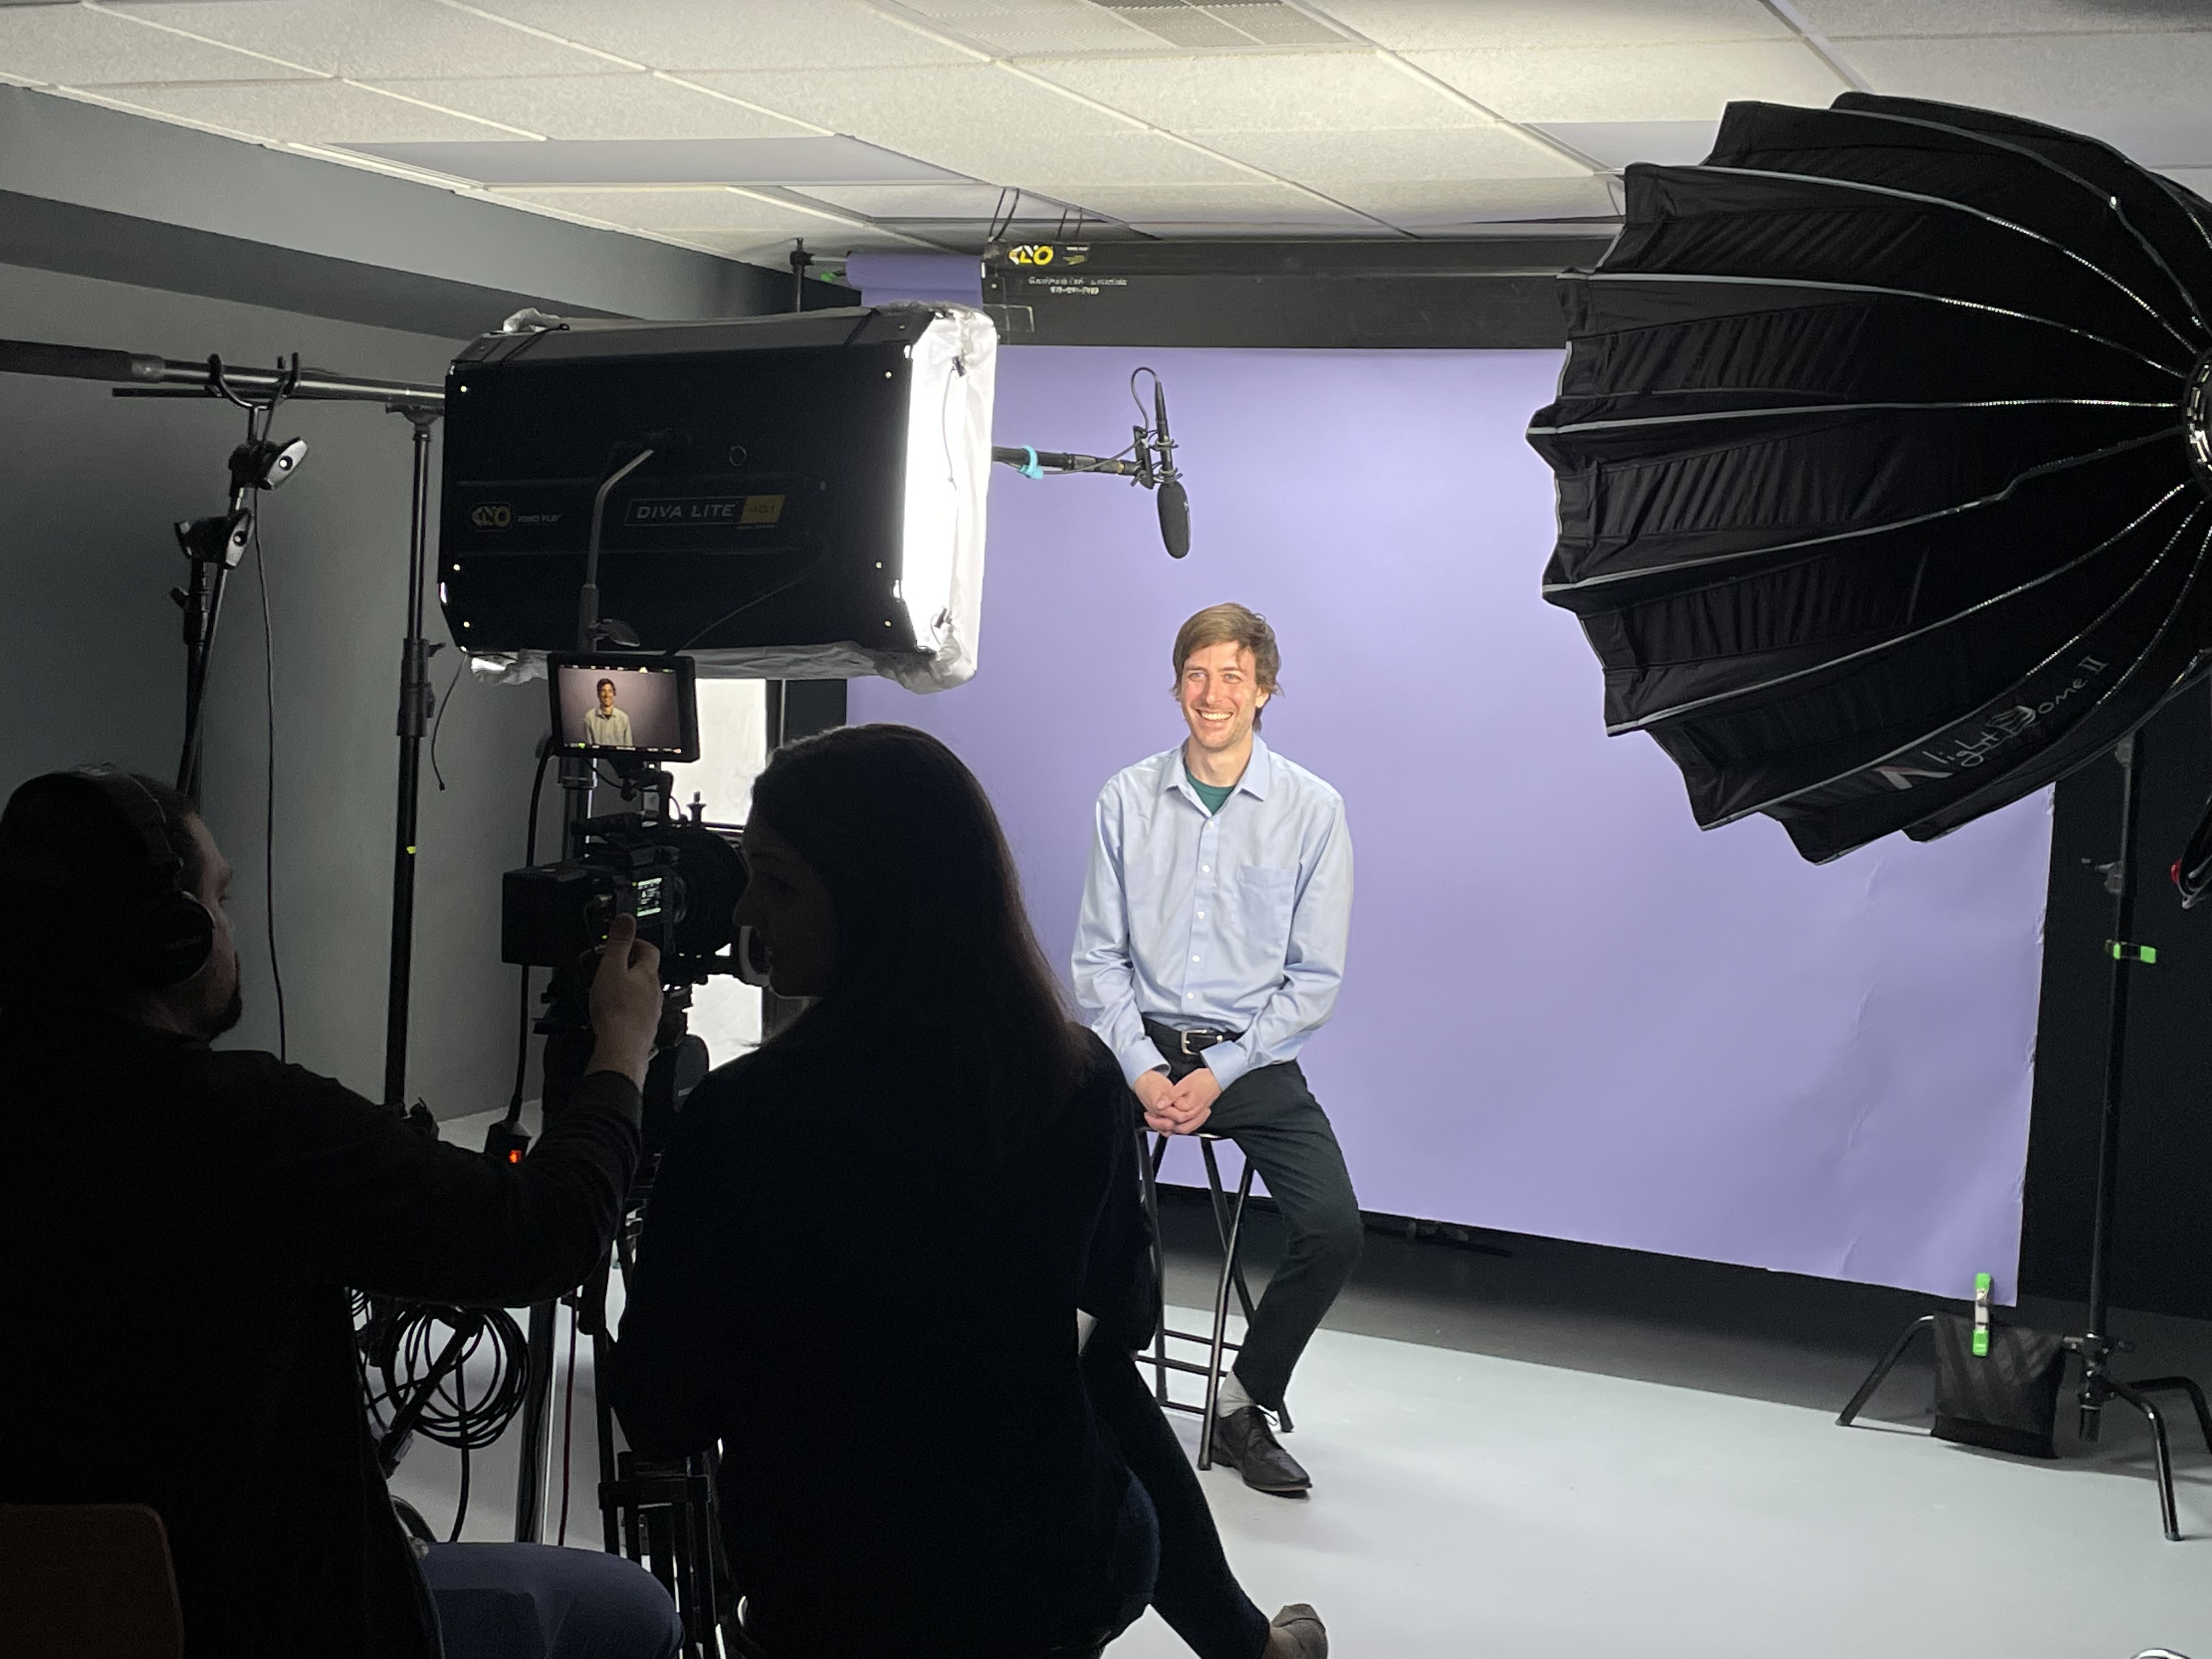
[{"x1": 0, "y1": 1, "x2": 2203, "y2": 266}]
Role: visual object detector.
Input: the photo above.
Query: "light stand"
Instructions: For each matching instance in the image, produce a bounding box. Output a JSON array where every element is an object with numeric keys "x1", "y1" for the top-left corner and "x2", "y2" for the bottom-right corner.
[
  {"x1": 0, "y1": 337, "x2": 447, "y2": 1105},
  {"x1": 1839, "y1": 730, "x2": 2212, "y2": 1539},
  {"x1": 385, "y1": 407, "x2": 444, "y2": 1111}
]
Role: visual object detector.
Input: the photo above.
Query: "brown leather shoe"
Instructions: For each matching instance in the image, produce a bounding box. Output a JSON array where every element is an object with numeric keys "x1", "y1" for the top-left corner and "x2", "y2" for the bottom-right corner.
[
  {"x1": 1211, "y1": 1406, "x2": 1311, "y2": 1494},
  {"x1": 1267, "y1": 1604, "x2": 1328, "y2": 1658}
]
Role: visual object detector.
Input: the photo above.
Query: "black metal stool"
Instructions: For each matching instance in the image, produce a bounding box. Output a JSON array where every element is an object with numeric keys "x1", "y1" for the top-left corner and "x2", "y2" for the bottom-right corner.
[{"x1": 1136, "y1": 1122, "x2": 1292, "y2": 1469}]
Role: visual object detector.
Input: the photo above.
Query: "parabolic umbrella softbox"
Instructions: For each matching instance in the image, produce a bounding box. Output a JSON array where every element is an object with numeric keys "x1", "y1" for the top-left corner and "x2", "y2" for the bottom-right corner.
[{"x1": 1528, "y1": 94, "x2": 2212, "y2": 863}]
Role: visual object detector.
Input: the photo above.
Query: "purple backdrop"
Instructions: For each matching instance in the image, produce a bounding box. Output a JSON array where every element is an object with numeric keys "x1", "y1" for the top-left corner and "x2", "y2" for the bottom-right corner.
[{"x1": 851, "y1": 347, "x2": 2051, "y2": 1301}]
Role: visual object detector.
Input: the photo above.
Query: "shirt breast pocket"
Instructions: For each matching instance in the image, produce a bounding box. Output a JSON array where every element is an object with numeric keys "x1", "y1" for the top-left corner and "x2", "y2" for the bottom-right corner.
[{"x1": 1235, "y1": 866, "x2": 1296, "y2": 957}]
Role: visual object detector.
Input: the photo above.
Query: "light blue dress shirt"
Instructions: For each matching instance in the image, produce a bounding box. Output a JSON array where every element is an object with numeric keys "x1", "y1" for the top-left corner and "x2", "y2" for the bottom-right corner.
[{"x1": 1072, "y1": 733, "x2": 1353, "y2": 1090}]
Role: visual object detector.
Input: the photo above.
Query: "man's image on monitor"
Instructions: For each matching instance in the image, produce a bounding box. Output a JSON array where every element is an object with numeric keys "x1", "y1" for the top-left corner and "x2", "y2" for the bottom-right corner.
[
  {"x1": 586, "y1": 678, "x2": 634, "y2": 749},
  {"x1": 553, "y1": 660, "x2": 692, "y2": 757}
]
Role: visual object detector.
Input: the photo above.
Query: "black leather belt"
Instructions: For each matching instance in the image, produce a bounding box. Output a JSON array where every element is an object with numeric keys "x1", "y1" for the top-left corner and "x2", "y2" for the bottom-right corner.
[{"x1": 1143, "y1": 1017, "x2": 1242, "y2": 1057}]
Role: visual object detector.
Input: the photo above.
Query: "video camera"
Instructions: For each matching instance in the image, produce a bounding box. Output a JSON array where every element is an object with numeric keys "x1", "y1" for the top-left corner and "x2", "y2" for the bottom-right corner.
[{"x1": 499, "y1": 651, "x2": 753, "y2": 986}]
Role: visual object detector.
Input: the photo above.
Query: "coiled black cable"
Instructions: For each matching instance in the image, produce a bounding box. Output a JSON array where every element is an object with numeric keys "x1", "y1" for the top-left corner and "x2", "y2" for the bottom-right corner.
[{"x1": 355, "y1": 1295, "x2": 530, "y2": 1539}]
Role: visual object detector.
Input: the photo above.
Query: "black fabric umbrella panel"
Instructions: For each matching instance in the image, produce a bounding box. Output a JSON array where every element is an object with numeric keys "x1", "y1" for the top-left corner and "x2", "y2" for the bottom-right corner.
[{"x1": 1528, "y1": 93, "x2": 2212, "y2": 863}]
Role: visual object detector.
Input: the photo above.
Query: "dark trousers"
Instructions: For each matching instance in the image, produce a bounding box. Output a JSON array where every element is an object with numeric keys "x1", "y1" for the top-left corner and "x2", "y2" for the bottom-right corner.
[
  {"x1": 419, "y1": 1542, "x2": 683, "y2": 1659},
  {"x1": 1084, "y1": 1341, "x2": 1271, "y2": 1659},
  {"x1": 1145, "y1": 1021, "x2": 1363, "y2": 1411}
]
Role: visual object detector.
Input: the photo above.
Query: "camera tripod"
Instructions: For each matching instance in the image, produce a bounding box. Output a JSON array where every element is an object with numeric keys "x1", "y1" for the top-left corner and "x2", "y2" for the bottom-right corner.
[{"x1": 498, "y1": 754, "x2": 736, "y2": 1654}]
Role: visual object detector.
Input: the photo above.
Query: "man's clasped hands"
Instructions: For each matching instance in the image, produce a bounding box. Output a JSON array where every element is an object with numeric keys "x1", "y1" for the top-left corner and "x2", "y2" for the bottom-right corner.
[{"x1": 1132, "y1": 1064, "x2": 1223, "y2": 1136}]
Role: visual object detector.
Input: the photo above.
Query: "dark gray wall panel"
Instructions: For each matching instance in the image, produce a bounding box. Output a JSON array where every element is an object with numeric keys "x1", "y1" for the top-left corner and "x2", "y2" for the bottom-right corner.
[{"x1": 0, "y1": 260, "x2": 548, "y2": 1116}]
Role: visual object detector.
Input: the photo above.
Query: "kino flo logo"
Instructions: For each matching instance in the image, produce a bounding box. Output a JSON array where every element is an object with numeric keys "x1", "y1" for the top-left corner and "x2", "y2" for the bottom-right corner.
[{"x1": 470, "y1": 503, "x2": 512, "y2": 529}]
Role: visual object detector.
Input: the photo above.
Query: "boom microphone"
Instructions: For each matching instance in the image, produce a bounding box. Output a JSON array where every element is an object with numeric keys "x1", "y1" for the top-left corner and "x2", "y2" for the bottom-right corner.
[{"x1": 1151, "y1": 379, "x2": 1190, "y2": 560}]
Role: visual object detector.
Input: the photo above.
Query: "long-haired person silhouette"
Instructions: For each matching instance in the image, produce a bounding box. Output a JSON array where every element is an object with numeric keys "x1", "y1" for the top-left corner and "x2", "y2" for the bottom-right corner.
[{"x1": 608, "y1": 724, "x2": 1323, "y2": 1659}]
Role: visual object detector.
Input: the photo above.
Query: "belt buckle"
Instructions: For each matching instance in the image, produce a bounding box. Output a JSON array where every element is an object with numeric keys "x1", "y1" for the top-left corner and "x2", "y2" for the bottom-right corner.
[{"x1": 1180, "y1": 1029, "x2": 1210, "y2": 1056}]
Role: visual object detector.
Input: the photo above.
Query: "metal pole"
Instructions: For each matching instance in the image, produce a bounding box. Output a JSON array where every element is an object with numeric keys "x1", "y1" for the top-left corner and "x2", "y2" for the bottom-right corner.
[
  {"x1": 383, "y1": 410, "x2": 439, "y2": 1109},
  {"x1": 2079, "y1": 729, "x2": 2146, "y2": 1439},
  {"x1": 175, "y1": 557, "x2": 229, "y2": 804},
  {"x1": 515, "y1": 754, "x2": 598, "y2": 1542}
]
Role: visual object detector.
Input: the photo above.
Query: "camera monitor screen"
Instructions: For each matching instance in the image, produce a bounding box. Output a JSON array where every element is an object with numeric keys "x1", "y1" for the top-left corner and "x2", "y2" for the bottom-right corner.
[{"x1": 548, "y1": 653, "x2": 700, "y2": 763}]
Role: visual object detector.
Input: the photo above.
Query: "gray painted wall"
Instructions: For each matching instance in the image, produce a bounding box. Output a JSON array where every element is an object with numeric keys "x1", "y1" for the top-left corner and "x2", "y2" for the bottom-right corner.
[{"x1": 0, "y1": 260, "x2": 547, "y2": 1116}]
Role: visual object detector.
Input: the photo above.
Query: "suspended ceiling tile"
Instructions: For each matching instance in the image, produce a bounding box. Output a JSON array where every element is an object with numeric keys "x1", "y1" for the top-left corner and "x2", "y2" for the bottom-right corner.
[
  {"x1": 1308, "y1": 0, "x2": 1795, "y2": 50},
  {"x1": 2053, "y1": 112, "x2": 2212, "y2": 170},
  {"x1": 1843, "y1": 31, "x2": 2212, "y2": 115},
  {"x1": 338, "y1": 135, "x2": 965, "y2": 185},
  {"x1": 1199, "y1": 123, "x2": 1587, "y2": 182},
  {"x1": 91, "y1": 77, "x2": 536, "y2": 143},
  {"x1": 460, "y1": 0, "x2": 980, "y2": 72},
  {"x1": 1132, "y1": 4, "x2": 1350, "y2": 49},
  {"x1": 1532, "y1": 119, "x2": 1721, "y2": 168},
  {"x1": 0, "y1": 4, "x2": 315, "y2": 84},
  {"x1": 900, "y1": 1, "x2": 1166, "y2": 54},
  {"x1": 1071, "y1": 3, "x2": 1345, "y2": 52},
  {"x1": 1335, "y1": 173, "x2": 1621, "y2": 224},
  {"x1": 488, "y1": 185, "x2": 860, "y2": 232},
  {"x1": 916, "y1": 12, "x2": 1167, "y2": 53},
  {"x1": 361, "y1": 74, "x2": 821, "y2": 140},
  {"x1": 682, "y1": 63, "x2": 1139, "y2": 143},
  {"x1": 105, "y1": 0, "x2": 622, "y2": 78},
  {"x1": 1022, "y1": 49, "x2": 1491, "y2": 131},
  {"x1": 1793, "y1": 0, "x2": 2212, "y2": 37},
  {"x1": 1058, "y1": 179, "x2": 1369, "y2": 222},
  {"x1": 662, "y1": 224, "x2": 922, "y2": 259},
  {"x1": 952, "y1": 129, "x2": 1259, "y2": 188},
  {"x1": 790, "y1": 182, "x2": 1036, "y2": 216},
  {"x1": 1116, "y1": 218, "x2": 1379, "y2": 235},
  {"x1": 1409, "y1": 40, "x2": 1847, "y2": 122}
]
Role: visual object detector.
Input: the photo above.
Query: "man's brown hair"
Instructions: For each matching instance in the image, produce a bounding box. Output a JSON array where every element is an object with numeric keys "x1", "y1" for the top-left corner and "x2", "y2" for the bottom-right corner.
[{"x1": 1172, "y1": 602, "x2": 1280, "y2": 728}]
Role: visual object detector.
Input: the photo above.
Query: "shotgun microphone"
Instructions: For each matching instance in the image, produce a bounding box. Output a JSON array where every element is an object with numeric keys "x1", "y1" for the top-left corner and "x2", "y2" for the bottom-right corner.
[{"x1": 1150, "y1": 379, "x2": 1190, "y2": 559}]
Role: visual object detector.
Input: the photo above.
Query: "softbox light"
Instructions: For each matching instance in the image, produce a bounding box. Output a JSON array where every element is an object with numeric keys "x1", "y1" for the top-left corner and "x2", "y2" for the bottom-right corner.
[
  {"x1": 441, "y1": 304, "x2": 995, "y2": 691},
  {"x1": 1527, "y1": 95, "x2": 2212, "y2": 862}
]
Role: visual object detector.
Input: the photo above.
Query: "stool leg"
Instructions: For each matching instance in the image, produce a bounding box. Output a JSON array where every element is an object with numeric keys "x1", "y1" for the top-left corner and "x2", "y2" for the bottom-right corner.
[
  {"x1": 1140, "y1": 1127, "x2": 1172, "y2": 1407},
  {"x1": 1199, "y1": 1144, "x2": 1254, "y2": 1471},
  {"x1": 1205, "y1": 1139, "x2": 1291, "y2": 1435}
]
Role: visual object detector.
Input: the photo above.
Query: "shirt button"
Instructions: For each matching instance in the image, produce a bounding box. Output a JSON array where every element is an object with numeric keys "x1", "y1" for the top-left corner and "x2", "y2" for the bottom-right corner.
[
  {"x1": 1191, "y1": 955, "x2": 1200, "y2": 962},
  {"x1": 1197, "y1": 910, "x2": 1205, "y2": 918},
  {"x1": 1202, "y1": 866, "x2": 1210, "y2": 873}
]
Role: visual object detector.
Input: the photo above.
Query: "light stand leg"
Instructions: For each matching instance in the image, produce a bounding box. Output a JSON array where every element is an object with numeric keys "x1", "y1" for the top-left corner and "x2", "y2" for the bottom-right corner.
[
  {"x1": 1837, "y1": 1313, "x2": 1937, "y2": 1427},
  {"x1": 2133, "y1": 1375, "x2": 2212, "y2": 1450},
  {"x1": 511, "y1": 1300, "x2": 558, "y2": 1543},
  {"x1": 2103, "y1": 1374, "x2": 2182, "y2": 1541}
]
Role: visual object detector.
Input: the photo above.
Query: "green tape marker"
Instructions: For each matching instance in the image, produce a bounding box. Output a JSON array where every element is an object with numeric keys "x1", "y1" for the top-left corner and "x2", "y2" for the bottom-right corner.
[{"x1": 1973, "y1": 1271, "x2": 1992, "y2": 1357}]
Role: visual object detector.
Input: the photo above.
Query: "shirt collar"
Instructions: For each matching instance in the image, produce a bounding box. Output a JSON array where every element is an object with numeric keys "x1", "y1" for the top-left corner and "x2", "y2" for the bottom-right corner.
[{"x1": 1161, "y1": 733, "x2": 1273, "y2": 803}]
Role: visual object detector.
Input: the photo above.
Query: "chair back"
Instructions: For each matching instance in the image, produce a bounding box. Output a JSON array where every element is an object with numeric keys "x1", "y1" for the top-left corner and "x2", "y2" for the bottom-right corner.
[{"x1": 0, "y1": 1504, "x2": 184, "y2": 1659}]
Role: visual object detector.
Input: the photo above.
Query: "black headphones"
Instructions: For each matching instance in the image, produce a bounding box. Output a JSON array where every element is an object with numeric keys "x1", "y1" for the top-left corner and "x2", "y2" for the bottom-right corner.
[{"x1": 63, "y1": 766, "x2": 217, "y2": 989}]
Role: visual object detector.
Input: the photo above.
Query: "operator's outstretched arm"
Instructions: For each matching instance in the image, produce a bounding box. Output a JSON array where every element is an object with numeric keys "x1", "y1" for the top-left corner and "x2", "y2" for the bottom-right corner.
[{"x1": 247, "y1": 916, "x2": 663, "y2": 1307}]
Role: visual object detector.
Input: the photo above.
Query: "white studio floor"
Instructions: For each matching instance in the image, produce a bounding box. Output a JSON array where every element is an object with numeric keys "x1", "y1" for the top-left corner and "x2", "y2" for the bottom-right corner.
[
  {"x1": 396, "y1": 1113, "x2": 2211, "y2": 1658},
  {"x1": 1110, "y1": 1319, "x2": 2210, "y2": 1659}
]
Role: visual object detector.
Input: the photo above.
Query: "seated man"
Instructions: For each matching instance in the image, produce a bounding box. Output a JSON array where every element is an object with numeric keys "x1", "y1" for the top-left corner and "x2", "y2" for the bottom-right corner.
[{"x1": 0, "y1": 768, "x2": 679, "y2": 1659}]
